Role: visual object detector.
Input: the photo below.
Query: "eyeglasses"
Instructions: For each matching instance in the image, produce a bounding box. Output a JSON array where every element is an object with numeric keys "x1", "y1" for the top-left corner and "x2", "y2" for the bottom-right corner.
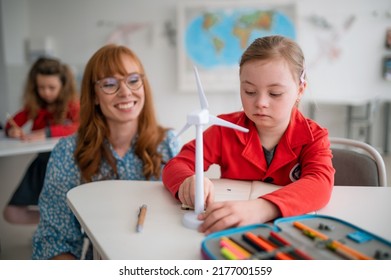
[{"x1": 96, "y1": 73, "x2": 144, "y2": 95}]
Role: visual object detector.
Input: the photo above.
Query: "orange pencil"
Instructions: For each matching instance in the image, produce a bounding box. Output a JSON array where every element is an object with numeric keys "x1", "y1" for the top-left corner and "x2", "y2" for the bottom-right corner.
[
  {"x1": 293, "y1": 221, "x2": 372, "y2": 260},
  {"x1": 243, "y1": 232, "x2": 293, "y2": 260}
]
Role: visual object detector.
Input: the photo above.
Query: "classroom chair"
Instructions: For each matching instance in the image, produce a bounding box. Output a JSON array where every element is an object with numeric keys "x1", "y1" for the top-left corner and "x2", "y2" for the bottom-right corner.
[{"x1": 330, "y1": 137, "x2": 387, "y2": 187}]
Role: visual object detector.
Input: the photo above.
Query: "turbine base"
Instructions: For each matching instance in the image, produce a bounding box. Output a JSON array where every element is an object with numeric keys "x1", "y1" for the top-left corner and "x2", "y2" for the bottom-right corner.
[{"x1": 182, "y1": 212, "x2": 202, "y2": 230}]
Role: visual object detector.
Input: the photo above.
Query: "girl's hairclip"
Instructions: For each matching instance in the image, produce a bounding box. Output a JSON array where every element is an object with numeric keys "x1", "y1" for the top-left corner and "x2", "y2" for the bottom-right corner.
[{"x1": 300, "y1": 69, "x2": 306, "y2": 85}]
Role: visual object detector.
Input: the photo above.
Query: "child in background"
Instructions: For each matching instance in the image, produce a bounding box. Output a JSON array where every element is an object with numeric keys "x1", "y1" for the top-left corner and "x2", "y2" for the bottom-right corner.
[
  {"x1": 3, "y1": 57, "x2": 80, "y2": 224},
  {"x1": 163, "y1": 35, "x2": 335, "y2": 235},
  {"x1": 32, "y1": 44, "x2": 179, "y2": 259}
]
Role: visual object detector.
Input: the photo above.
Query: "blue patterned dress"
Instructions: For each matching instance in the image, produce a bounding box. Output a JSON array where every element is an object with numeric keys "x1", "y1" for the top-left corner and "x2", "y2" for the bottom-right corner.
[{"x1": 32, "y1": 130, "x2": 179, "y2": 259}]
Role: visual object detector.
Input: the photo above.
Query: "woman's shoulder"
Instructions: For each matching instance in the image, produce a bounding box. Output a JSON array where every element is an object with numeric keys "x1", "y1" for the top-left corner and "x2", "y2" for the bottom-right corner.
[
  {"x1": 161, "y1": 129, "x2": 180, "y2": 156},
  {"x1": 52, "y1": 134, "x2": 77, "y2": 154},
  {"x1": 164, "y1": 129, "x2": 176, "y2": 140},
  {"x1": 163, "y1": 128, "x2": 179, "y2": 146}
]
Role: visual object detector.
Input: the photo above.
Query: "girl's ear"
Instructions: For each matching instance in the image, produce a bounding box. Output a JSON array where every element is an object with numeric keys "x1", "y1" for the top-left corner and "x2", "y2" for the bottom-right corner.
[{"x1": 298, "y1": 80, "x2": 307, "y2": 96}]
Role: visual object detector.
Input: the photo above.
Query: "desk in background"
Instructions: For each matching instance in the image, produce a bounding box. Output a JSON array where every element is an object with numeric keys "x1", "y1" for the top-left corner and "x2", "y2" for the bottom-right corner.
[
  {"x1": 67, "y1": 179, "x2": 391, "y2": 260},
  {"x1": 308, "y1": 94, "x2": 390, "y2": 154},
  {"x1": 0, "y1": 134, "x2": 59, "y2": 157},
  {"x1": 0, "y1": 134, "x2": 60, "y2": 258}
]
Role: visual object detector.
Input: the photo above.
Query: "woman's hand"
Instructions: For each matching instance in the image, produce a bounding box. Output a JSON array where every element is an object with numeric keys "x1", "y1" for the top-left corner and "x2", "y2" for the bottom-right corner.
[
  {"x1": 178, "y1": 175, "x2": 215, "y2": 210},
  {"x1": 198, "y1": 198, "x2": 281, "y2": 235}
]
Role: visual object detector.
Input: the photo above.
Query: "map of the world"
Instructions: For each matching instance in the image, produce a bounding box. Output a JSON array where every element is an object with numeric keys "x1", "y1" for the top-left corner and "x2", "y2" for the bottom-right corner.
[{"x1": 185, "y1": 9, "x2": 296, "y2": 69}]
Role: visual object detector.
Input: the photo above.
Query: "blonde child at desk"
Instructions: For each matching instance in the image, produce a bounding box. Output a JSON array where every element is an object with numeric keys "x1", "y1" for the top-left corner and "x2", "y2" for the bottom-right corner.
[
  {"x1": 162, "y1": 35, "x2": 335, "y2": 235},
  {"x1": 3, "y1": 57, "x2": 80, "y2": 224},
  {"x1": 32, "y1": 44, "x2": 179, "y2": 259}
]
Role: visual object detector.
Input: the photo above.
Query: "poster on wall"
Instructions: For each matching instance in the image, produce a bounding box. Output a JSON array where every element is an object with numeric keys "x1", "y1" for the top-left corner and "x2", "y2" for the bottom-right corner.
[{"x1": 177, "y1": 1, "x2": 297, "y2": 92}]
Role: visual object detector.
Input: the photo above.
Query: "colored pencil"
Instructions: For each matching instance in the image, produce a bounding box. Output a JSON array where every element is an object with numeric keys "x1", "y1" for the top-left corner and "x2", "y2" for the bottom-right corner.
[
  {"x1": 220, "y1": 237, "x2": 251, "y2": 259},
  {"x1": 269, "y1": 231, "x2": 313, "y2": 260},
  {"x1": 220, "y1": 246, "x2": 238, "y2": 260},
  {"x1": 243, "y1": 232, "x2": 293, "y2": 260},
  {"x1": 293, "y1": 221, "x2": 372, "y2": 260},
  {"x1": 136, "y1": 204, "x2": 147, "y2": 232},
  {"x1": 228, "y1": 236, "x2": 256, "y2": 255}
]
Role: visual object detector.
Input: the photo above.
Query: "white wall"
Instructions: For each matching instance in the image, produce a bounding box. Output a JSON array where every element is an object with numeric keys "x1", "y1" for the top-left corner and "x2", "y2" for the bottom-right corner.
[
  {"x1": 1, "y1": 0, "x2": 391, "y2": 147},
  {"x1": 0, "y1": 0, "x2": 9, "y2": 125}
]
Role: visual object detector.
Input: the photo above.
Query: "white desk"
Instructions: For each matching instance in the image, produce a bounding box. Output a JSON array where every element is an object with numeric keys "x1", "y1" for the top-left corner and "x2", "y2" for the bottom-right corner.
[
  {"x1": 0, "y1": 134, "x2": 59, "y2": 157},
  {"x1": 66, "y1": 179, "x2": 391, "y2": 260}
]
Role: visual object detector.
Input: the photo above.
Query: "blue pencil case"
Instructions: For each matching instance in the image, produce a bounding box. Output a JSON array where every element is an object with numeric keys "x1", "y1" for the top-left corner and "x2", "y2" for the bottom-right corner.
[{"x1": 201, "y1": 214, "x2": 391, "y2": 260}]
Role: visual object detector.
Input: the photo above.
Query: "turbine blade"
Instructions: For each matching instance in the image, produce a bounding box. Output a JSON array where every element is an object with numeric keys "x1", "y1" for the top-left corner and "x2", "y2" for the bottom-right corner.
[
  {"x1": 209, "y1": 115, "x2": 249, "y2": 133},
  {"x1": 175, "y1": 123, "x2": 192, "y2": 139},
  {"x1": 193, "y1": 65, "x2": 209, "y2": 110}
]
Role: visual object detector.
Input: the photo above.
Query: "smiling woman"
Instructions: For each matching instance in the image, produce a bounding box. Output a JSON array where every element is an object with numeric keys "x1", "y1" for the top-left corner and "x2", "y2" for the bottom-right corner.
[{"x1": 31, "y1": 44, "x2": 180, "y2": 260}]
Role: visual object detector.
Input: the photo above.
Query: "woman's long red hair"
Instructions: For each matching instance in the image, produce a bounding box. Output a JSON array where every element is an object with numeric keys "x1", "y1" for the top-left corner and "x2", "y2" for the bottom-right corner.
[{"x1": 74, "y1": 44, "x2": 167, "y2": 182}]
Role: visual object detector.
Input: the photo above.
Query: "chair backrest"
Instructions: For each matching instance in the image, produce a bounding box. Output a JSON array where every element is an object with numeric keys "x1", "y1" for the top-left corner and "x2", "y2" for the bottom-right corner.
[{"x1": 329, "y1": 137, "x2": 387, "y2": 187}]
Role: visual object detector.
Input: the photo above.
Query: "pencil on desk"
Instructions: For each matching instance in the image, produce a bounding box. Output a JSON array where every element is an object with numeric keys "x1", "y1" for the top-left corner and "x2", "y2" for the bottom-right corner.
[{"x1": 136, "y1": 204, "x2": 147, "y2": 233}]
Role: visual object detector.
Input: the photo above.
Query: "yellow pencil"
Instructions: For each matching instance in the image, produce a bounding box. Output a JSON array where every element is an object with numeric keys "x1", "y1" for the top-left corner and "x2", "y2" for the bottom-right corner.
[
  {"x1": 220, "y1": 237, "x2": 251, "y2": 259},
  {"x1": 220, "y1": 246, "x2": 238, "y2": 260}
]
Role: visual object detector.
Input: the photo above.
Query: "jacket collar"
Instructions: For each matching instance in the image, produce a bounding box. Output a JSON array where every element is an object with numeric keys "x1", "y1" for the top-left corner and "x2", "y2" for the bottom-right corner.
[{"x1": 235, "y1": 108, "x2": 314, "y2": 171}]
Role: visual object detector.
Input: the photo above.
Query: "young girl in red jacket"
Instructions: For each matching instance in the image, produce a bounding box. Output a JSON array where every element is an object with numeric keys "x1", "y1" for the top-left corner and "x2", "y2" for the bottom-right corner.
[
  {"x1": 3, "y1": 57, "x2": 80, "y2": 224},
  {"x1": 162, "y1": 35, "x2": 335, "y2": 235}
]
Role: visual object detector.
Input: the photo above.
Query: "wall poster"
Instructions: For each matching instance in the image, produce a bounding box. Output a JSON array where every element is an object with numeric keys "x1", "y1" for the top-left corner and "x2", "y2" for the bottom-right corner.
[{"x1": 177, "y1": 1, "x2": 297, "y2": 92}]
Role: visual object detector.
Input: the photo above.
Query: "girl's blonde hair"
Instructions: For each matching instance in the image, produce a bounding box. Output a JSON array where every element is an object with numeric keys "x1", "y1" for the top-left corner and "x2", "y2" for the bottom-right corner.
[
  {"x1": 74, "y1": 44, "x2": 168, "y2": 182},
  {"x1": 240, "y1": 35, "x2": 306, "y2": 84}
]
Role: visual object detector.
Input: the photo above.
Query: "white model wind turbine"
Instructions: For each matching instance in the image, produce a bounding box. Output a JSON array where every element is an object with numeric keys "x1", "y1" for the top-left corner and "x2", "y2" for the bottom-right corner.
[{"x1": 176, "y1": 66, "x2": 249, "y2": 229}]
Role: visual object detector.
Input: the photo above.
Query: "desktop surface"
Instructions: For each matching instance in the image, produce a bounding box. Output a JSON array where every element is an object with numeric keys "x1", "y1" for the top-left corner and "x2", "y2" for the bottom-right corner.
[
  {"x1": 67, "y1": 180, "x2": 205, "y2": 259},
  {"x1": 67, "y1": 180, "x2": 391, "y2": 260},
  {"x1": 0, "y1": 134, "x2": 59, "y2": 157}
]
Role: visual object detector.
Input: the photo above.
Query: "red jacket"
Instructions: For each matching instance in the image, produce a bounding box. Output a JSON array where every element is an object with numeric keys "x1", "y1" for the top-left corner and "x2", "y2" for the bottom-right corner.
[
  {"x1": 162, "y1": 108, "x2": 335, "y2": 217},
  {"x1": 5, "y1": 101, "x2": 80, "y2": 137}
]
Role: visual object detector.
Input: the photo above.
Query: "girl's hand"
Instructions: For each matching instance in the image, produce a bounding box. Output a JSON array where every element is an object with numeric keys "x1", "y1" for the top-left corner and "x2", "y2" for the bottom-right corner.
[
  {"x1": 178, "y1": 175, "x2": 215, "y2": 210},
  {"x1": 21, "y1": 129, "x2": 46, "y2": 141},
  {"x1": 7, "y1": 127, "x2": 25, "y2": 139},
  {"x1": 198, "y1": 199, "x2": 281, "y2": 235}
]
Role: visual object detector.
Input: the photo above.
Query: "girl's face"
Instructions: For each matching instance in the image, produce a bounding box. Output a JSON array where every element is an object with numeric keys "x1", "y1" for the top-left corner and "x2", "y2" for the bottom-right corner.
[
  {"x1": 94, "y1": 55, "x2": 145, "y2": 128},
  {"x1": 240, "y1": 58, "x2": 305, "y2": 133},
  {"x1": 36, "y1": 74, "x2": 62, "y2": 104}
]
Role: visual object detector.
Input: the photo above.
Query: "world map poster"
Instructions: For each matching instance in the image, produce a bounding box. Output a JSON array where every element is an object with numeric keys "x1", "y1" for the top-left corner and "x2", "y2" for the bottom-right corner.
[{"x1": 177, "y1": 2, "x2": 296, "y2": 92}]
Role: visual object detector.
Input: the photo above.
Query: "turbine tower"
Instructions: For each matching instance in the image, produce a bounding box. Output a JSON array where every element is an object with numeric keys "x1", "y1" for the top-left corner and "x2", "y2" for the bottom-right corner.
[{"x1": 176, "y1": 66, "x2": 249, "y2": 229}]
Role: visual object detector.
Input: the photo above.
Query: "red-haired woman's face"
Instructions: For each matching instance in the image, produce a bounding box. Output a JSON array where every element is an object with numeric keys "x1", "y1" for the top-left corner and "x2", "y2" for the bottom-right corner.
[{"x1": 94, "y1": 55, "x2": 145, "y2": 129}]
